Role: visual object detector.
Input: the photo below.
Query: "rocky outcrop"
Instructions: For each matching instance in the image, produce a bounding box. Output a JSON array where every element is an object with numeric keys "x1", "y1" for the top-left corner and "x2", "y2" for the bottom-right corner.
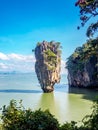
[
  {"x1": 67, "y1": 56, "x2": 98, "y2": 88},
  {"x1": 34, "y1": 41, "x2": 61, "y2": 92},
  {"x1": 67, "y1": 38, "x2": 98, "y2": 88}
]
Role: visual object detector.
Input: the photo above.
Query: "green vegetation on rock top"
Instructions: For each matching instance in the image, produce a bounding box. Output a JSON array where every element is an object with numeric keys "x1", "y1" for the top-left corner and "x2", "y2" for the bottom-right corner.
[
  {"x1": 66, "y1": 38, "x2": 98, "y2": 71},
  {"x1": 35, "y1": 41, "x2": 62, "y2": 71}
]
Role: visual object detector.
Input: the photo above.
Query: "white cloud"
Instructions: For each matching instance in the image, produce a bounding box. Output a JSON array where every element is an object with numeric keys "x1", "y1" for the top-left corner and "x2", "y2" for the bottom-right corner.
[
  {"x1": 7, "y1": 53, "x2": 35, "y2": 62},
  {"x1": 0, "y1": 52, "x2": 9, "y2": 60},
  {"x1": 8, "y1": 53, "x2": 24, "y2": 60},
  {"x1": 0, "y1": 52, "x2": 35, "y2": 72},
  {"x1": 0, "y1": 52, "x2": 67, "y2": 74}
]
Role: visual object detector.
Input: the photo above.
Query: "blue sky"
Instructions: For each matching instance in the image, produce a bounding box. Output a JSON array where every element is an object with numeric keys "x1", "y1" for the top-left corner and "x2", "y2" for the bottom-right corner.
[{"x1": 0, "y1": 0, "x2": 89, "y2": 73}]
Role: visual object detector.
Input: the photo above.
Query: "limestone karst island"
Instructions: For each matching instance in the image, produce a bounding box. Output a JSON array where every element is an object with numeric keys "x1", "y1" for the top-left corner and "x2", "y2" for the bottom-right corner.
[
  {"x1": 67, "y1": 38, "x2": 98, "y2": 88},
  {"x1": 34, "y1": 41, "x2": 61, "y2": 92}
]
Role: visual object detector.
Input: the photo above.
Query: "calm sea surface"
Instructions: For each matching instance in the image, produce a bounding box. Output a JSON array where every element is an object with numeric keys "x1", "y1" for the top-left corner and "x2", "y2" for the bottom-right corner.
[{"x1": 0, "y1": 73, "x2": 98, "y2": 124}]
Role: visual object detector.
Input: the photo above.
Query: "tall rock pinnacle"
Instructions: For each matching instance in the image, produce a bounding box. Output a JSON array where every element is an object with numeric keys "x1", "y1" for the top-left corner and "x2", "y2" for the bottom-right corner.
[{"x1": 34, "y1": 41, "x2": 61, "y2": 92}]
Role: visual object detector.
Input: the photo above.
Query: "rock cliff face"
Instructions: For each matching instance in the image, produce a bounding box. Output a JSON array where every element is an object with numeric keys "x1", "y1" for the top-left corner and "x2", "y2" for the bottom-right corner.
[
  {"x1": 67, "y1": 56, "x2": 98, "y2": 88},
  {"x1": 67, "y1": 38, "x2": 98, "y2": 88},
  {"x1": 34, "y1": 41, "x2": 61, "y2": 92}
]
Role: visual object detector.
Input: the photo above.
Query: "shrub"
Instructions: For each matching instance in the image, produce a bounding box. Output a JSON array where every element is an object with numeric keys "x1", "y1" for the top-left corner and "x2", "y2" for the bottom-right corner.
[
  {"x1": 81, "y1": 98, "x2": 98, "y2": 130},
  {"x1": 1, "y1": 100, "x2": 59, "y2": 130},
  {"x1": 59, "y1": 121, "x2": 78, "y2": 130}
]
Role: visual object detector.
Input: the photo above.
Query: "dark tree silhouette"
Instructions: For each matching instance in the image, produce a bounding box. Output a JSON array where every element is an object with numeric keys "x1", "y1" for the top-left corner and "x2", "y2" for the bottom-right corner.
[{"x1": 75, "y1": 0, "x2": 98, "y2": 37}]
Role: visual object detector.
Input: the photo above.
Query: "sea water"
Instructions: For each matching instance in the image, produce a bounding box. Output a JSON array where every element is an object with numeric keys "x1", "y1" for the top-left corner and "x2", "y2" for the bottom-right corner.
[{"x1": 0, "y1": 73, "x2": 98, "y2": 124}]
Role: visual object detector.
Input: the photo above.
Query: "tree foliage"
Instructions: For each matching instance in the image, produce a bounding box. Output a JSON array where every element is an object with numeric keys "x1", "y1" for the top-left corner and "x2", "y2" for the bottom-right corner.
[
  {"x1": 81, "y1": 97, "x2": 98, "y2": 130},
  {"x1": 1, "y1": 100, "x2": 59, "y2": 130},
  {"x1": 66, "y1": 37, "x2": 98, "y2": 73},
  {"x1": 75, "y1": 0, "x2": 98, "y2": 37}
]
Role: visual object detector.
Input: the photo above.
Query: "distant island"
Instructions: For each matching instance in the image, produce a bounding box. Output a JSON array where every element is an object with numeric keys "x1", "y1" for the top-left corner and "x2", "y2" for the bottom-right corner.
[
  {"x1": 67, "y1": 38, "x2": 98, "y2": 88},
  {"x1": 0, "y1": 71, "x2": 17, "y2": 74},
  {"x1": 34, "y1": 41, "x2": 61, "y2": 92}
]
